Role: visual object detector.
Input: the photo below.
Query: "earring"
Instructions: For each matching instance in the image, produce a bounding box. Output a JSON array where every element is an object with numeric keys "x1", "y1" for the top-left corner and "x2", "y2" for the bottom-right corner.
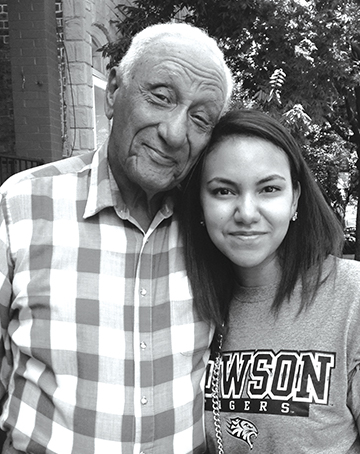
[
  {"x1": 291, "y1": 212, "x2": 298, "y2": 222},
  {"x1": 200, "y1": 220, "x2": 205, "y2": 227}
]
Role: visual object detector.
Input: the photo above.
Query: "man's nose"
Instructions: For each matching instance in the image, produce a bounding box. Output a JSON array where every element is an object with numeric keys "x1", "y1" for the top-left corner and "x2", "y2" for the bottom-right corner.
[{"x1": 158, "y1": 109, "x2": 188, "y2": 149}]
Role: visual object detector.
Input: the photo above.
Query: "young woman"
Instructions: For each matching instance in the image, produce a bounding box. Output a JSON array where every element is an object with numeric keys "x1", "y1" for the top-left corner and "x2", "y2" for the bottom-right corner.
[{"x1": 181, "y1": 109, "x2": 360, "y2": 453}]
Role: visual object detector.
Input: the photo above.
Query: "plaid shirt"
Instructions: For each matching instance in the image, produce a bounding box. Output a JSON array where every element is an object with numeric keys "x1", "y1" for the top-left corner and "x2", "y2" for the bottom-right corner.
[{"x1": 0, "y1": 143, "x2": 212, "y2": 454}]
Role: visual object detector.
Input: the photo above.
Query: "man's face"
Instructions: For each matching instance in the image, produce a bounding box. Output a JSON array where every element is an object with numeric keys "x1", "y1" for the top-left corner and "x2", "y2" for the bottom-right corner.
[{"x1": 106, "y1": 36, "x2": 227, "y2": 197}]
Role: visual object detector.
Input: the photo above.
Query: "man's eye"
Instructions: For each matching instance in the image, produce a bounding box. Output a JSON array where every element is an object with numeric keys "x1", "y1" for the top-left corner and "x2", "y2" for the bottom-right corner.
[
  {"x1": 192, "y1": 113, "x2": 210, "y2": 126},
  {"x1": 153, "y1": 93, "x2": 169, "y2": 103}
]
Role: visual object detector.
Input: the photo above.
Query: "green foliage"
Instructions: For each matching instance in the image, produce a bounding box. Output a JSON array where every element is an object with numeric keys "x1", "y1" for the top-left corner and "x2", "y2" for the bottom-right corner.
[
  {"x1": 101, "y1": 0, "x2": 360, "y2": 130},
  {"x1": 101, "y1": 0, "x2": 360, "y2": 249},
  {"x1": 101, "y1": 0, "x2": 258, "y2": 68}
]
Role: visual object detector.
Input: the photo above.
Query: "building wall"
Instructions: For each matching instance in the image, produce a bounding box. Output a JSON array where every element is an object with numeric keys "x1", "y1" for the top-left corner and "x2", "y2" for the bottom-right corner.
[
  {"x1": 0, "y1": 0, "x2": 14, "y2": 155},
  {"x1": 2, "y1": 0, "x2": 122, "y2": 164},
  {"x1": 8, "y1": 0, "x2": 64, "y2": 163},
  {"x1": 62, "y1": 0, "x2": 119, "y2": 156}
]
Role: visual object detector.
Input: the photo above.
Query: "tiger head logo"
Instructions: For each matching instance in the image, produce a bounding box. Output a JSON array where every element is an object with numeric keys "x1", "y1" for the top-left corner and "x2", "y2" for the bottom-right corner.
[{"x1": 226, "y1": 416, "x2": 258, "y2": 450}]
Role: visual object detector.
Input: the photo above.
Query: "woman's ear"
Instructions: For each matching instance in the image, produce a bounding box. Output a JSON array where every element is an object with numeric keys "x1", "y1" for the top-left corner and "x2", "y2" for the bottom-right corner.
[
  {"x1": 292, "y1": 182, "x2": 301, "y2": 215},
  {"x1": 105, "y1": 67, "x2": 120, "y2": 119}
]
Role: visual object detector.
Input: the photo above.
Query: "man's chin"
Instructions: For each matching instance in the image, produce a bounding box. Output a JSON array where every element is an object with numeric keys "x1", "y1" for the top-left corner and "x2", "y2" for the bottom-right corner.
[
  {"x1": 135, "y1": 170, "x2": 178, "y2": 195},
  {"x1": 142, "y1": 181, "x2": 177, "y2": 199}
]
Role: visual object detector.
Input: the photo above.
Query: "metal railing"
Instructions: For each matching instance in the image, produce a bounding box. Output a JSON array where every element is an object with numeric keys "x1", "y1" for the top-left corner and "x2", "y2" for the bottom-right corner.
[{"x1": 0, "y1": 154, "x2": 44, "y2": 186}]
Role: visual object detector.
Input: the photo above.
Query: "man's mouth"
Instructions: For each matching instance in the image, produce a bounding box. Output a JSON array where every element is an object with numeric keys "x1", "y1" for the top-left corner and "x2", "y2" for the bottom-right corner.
[{"x1": 145, "y1": 144, "x2": 177, "y2": 167}]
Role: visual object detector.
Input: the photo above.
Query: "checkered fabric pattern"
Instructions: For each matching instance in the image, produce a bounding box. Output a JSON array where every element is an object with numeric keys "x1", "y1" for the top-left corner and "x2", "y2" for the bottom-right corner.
[{"x1": 0, "y1": 143, "x2": 212, "y2": 453}]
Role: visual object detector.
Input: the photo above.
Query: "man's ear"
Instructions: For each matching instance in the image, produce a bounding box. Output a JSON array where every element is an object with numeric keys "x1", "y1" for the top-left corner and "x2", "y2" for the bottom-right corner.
[{"x1": 105, "y1": 67, "x2": 120, "y2": 120}]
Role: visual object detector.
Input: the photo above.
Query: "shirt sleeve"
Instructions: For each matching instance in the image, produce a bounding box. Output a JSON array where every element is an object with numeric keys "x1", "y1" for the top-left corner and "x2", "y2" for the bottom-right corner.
[{"x1": 0, "y1": 193, "x2": 14, "y2": 401}]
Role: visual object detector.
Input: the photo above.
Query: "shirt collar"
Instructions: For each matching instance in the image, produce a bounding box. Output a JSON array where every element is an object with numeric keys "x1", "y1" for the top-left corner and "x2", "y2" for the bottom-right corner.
[{"x1": 83, "y1": 140, "x2": 176, "y2": 221}]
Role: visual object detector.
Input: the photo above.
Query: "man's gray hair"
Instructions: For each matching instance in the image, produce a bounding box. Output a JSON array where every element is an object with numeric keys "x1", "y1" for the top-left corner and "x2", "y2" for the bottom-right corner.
[{"x1": 119, "y1": 22, "x2": 234, "y2": 114}]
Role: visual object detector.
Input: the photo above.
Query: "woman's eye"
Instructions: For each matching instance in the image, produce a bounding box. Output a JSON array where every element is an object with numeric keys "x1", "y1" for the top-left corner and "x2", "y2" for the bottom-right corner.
[
  {"x1": 213, "y1": 188, "x2": 232, "y2": 196},
  {"x1": 262, "y1": 186, "x2": 279, "y2": 193}
]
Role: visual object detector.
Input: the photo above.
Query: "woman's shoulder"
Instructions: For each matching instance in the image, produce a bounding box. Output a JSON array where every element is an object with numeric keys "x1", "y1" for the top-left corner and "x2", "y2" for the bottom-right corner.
[
  {"x1": 335, "y1": 256, "x2": 360, "y2": 274},
  {"x1": 330, "y1": 256, "x2": 360, "y2": 291},
  {"x1": 312, "y1": 257, "x2": 360, "y2": 312}
]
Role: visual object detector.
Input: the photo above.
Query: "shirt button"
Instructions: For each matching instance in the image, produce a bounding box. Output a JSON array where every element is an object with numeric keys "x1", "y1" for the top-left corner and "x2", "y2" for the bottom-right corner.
[
  {"x1": 140, "y1": 288, "x2": 147, "y2": 297},
  {"x1": 141, "y1": 396, "x2": 148, "y2": 405},
  {"x1": 140, "y1": 341, "x2": 147, "y2": 349}
]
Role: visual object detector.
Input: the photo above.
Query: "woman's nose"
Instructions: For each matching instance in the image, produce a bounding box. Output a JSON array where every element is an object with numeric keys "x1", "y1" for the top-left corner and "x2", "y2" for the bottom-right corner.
[{"x1": 233, "y1": 194, "x2": 261, "y2": 224}]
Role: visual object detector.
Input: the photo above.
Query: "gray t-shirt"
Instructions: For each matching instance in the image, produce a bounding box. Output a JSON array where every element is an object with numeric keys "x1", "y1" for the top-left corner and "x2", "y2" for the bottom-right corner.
[{"x1": 205, "y1": 256, "x2": 360, "y2": 453}]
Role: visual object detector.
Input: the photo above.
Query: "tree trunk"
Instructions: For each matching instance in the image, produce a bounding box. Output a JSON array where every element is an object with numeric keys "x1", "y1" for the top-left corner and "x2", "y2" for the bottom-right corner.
[
  {"x1": 354, "y1": 152, "x2": 360, "y2": 261},
  {"x1": 355, "y1": 184, "x2": 360, "y2": 261},
  {"x1": 354, "y1": 87, "x2": 360, "y2": 261}
]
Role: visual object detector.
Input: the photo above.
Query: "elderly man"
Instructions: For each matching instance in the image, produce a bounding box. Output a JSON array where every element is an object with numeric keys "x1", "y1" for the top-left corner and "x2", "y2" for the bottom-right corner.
[{"x1": 0, "y1": 22, "x2": 233, "y2": 453}]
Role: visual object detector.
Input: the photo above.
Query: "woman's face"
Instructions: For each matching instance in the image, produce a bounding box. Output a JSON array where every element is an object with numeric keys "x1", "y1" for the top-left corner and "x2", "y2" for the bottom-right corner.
[{"x1": 200, "y1": 135, "x2": 300, "y2": 286}]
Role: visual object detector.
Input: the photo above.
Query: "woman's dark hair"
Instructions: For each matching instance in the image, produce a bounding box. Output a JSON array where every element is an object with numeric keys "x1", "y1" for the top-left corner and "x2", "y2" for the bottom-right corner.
[{"x1": 180, "y1": 109, "x2": 344, "y2": 334}]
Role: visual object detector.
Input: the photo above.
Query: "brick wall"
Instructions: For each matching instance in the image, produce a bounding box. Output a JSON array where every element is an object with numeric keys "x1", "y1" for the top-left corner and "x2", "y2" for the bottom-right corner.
[
  {"x1": 0, "y1": 0, "x2": 15, "y2": 155},
  {"x1": 2, "y1": 0, "x2": 122, "y2": 163},
  {"x1": 8, "y1": 0, "x2": 63, "y2": 162},
  {"x1": 0, "y1": 0, "x2": 8, "y2": 44}
]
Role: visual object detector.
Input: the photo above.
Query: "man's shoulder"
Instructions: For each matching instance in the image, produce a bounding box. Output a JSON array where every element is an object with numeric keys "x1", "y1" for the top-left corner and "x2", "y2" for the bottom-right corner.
[{"x1": 0, "y1": 151, "x2": 96, "y2": 193}]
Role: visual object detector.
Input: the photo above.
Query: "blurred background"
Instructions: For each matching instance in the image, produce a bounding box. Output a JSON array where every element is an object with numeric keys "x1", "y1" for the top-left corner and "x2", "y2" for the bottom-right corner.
[{"x1": 0, "y1": 0, "x2": 359, "y2": 258}]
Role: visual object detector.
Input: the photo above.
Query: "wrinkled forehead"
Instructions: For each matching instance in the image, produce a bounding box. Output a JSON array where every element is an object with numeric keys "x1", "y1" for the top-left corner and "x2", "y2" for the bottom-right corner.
[
  {"x1": 134, "y1": 35, "x2": 226, "y2": 85},
  {"x1": 155, "y1": 34, "x2": 222, "y2": 61}
]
